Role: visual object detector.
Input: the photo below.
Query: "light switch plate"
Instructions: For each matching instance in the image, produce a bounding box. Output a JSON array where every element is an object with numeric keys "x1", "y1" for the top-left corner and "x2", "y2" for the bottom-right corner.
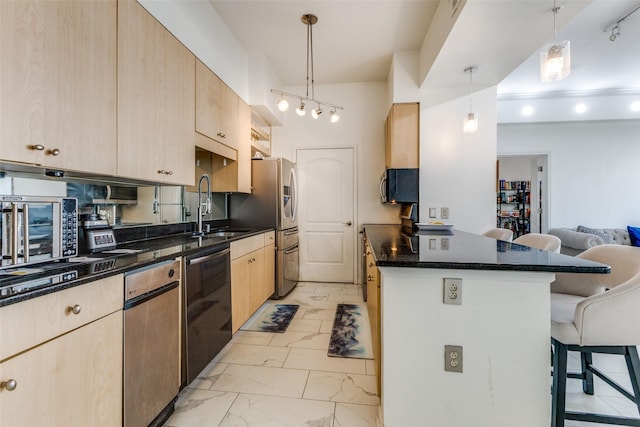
[
  {"x1": 445, "y1": 345, "x2": 463, "y2": 373},
  {"x1": 441, "y1": 207, "x2": 449, "y2": 219},
  {"x1": 443, "y1": 278, "x2": 462, "y2": 305},
  {"x1": 429, "y1": 207, "x2": 437, "y2": 218}
]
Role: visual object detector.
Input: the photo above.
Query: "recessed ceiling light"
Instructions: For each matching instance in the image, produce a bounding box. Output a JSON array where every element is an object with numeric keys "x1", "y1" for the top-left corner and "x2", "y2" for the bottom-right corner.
[
  {"x1": 575, "y1": 103, "x2": 587, "y2": 114},
  {"x1": 631, "y1": 101, "x2": 640, "y2": 112},
  {"x1": 521, "y1": 106, "x2": 534, "y2": 116}
]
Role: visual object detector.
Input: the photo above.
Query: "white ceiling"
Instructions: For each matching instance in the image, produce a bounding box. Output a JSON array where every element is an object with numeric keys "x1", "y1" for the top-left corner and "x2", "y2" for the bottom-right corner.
[{"x1": 210, "y1": 0, "x2": 640, "y2": 119}]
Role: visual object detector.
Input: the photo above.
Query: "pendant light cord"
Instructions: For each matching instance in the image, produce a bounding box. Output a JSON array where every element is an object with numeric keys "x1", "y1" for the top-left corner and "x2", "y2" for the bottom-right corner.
[
  {"x1": 469, "y1": 67, "x2": 473, "y2": 114},
  {"x1": 304, "y1": 16, "x2": 316, "y2": 100},
  {"x1": 552, "y1": 0, "x2": 559, "y2": 42}
]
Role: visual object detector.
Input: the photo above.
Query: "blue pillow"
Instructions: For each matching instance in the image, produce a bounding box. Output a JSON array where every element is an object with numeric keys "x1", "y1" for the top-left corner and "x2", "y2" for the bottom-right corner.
[{"x1": 628, "y1": 226, "x2": 640, "y2": 247}]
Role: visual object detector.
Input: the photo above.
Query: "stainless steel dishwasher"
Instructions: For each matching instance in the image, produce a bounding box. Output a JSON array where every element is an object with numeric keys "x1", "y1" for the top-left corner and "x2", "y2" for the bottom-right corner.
[
  {"x1": 124, "y1": 259, "x2": 181, "y2": 427},
  {"x1": 183, "y1": 244, "x2": 232, "y2": 386}
]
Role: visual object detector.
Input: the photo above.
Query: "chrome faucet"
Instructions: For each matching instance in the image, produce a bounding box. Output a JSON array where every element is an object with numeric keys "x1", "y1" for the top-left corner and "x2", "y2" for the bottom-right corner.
[{"x1": 194, "y1": 174, "x2": 211, "y2": 235}]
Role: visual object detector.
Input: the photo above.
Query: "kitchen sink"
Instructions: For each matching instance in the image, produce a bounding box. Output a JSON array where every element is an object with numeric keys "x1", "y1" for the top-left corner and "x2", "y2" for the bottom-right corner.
[{"x1": 210, "y1": 231, "x2": 240, "y2": 237}]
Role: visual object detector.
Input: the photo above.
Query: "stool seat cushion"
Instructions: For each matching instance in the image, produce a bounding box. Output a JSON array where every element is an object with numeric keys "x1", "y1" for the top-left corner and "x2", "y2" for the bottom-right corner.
[{"x1": 551, "y1": 293, "x2": 584, "y2": 345}]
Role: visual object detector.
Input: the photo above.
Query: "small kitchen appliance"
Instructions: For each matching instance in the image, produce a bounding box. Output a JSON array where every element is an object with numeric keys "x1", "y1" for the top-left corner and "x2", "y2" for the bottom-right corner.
[
  {"x1": 0, "y1": 195, "x2": 78, "y2": 268},
  {"x1": 79, "y1": 214, "x2": 117, "y2": 253},
  {"x1": 400, "y1": 203, "x2": 419, "y2": 234},
  {"x1": 380, "y1": 168, "x2": 419, "y2": 204}
]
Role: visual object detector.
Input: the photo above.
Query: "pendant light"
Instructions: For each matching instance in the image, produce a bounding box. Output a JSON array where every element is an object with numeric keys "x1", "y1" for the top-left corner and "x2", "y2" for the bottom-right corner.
[
  {"x1": 463, "y1": 66, "x2": 478, "y2": 134},
  {"x1": 540, "y1": 0, "x2": 571, "y2": 82},
  {"x1": 271, "y1": 14, "x2": 343, "y2": 123}
]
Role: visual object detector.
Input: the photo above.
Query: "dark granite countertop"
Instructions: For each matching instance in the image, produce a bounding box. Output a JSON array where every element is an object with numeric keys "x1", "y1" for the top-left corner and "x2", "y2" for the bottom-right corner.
[
  {"x1": 0, "y1": 227, "x2": 272, "y2": 307},
  {"x1": 364, "y1": 225, "x2": 610, "y2": 274}
]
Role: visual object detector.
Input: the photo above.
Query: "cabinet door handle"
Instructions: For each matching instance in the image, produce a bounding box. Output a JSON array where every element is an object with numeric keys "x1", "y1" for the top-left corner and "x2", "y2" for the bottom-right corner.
[
  {"x1": 166, "y1": 170, "x2": 173, "y2": 175},
  {"x1": 367, "y1": 275, "x2": 374, "y2": 282},
  {"x1": 47, "y1": 148, "x2": 60, "y2": 156},
  {"x1": 30, "y1": 144, "x2": 45, "y2": 151},
  {"x1": 1, "y1": 379, "x2": 17, "y2": 391},
  {"x1": 158, "y1": 170, "x2": 166, "y2": 175},
  {"x1": 67, "y1": 304, "x2": 81, "y2": 315}
]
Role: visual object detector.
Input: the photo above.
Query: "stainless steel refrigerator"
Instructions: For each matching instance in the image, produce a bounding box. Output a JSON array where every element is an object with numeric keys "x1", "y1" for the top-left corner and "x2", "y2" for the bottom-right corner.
[{"x1": 230, "y1": 157, "x2": 299, "y2": 298}]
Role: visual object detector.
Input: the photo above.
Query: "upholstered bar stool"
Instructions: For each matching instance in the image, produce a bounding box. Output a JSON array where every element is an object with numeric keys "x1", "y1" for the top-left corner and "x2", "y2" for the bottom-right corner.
[
  {"x1": 513, "y1": 233, "x2": 562, "y2": 253},
  {"x1": 550, "y1": 245, "x2": 640, "y2": 427},
  {"x1": 482, "y1": 228, "x2": 514, "y2": 242}
]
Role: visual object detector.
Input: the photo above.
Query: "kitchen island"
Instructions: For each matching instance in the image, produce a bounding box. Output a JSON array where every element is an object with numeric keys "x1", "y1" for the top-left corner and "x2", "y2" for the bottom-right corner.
[{"x1": 363, "y1": 225, "x2": 609, "y2": 427}]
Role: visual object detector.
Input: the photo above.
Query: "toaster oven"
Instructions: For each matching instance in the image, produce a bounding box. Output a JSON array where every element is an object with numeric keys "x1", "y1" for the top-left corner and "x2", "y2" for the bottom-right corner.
[{"x1": 0, "y1": 195, "x2": 78, "y2": 268}]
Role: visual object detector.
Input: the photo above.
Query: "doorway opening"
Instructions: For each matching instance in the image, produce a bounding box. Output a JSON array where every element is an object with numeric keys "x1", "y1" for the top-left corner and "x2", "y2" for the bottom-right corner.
[{"x1": 497, "y1": 154, "x2": 549, "y2": 235}]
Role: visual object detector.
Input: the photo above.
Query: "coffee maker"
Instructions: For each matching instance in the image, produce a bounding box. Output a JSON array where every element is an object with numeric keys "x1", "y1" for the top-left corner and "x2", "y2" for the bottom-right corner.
[{"x1": 400, "y1": 203, "x2": 419, "y2": 234}]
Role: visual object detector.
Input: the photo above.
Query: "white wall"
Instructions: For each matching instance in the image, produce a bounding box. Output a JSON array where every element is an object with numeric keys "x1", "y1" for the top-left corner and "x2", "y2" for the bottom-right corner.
[
  {"x1": 419, "y1": 86, "x2": 498, "y2": 234},
  {"x1": 271, "y1": 82, "x2": 401, "y2": 226},
  {"x1": 498, "y1": 120, "x2": 640, "y2": 228}
]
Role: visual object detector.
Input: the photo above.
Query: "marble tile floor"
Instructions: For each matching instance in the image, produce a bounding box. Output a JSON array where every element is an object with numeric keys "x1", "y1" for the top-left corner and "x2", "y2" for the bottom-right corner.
[
  {"x1": 561, "y1": 350, "x2": 640, "y2": 426},
  {"x1": 163, "y1": 281, "x2": 639, "y2": 426},
  {"x1": 163, "y1": 282, "x2": 381, "y2": 427}
]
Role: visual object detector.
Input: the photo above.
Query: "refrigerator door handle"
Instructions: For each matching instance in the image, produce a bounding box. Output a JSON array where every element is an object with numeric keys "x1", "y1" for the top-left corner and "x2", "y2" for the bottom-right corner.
[
  {"x1": 284, "y1": 227, "x2": 298, "y2": 236},
  {"x1": 290, "y1": 168, "x2": 298, "y2": 222},
  {"x1": 284, "y1": 244, "x2": 299, "y2": 255}
]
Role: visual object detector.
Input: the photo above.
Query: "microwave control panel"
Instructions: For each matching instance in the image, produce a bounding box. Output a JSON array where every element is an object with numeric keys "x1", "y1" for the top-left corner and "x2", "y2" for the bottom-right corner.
[{"x1": 62, "y1": 198, "x2": 78, "y2": 257}]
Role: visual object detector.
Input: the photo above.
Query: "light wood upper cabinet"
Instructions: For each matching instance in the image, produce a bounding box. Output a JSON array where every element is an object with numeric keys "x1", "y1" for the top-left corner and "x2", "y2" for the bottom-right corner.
[
  {"x1": 237, "y1": 100, "x2": 252, "y2": 193},
  {"x1": 0, "y1": 0, "x2": 117, "y2": 175},
  {"x1": 385, "y1": 103, "x2": 419, "y2": 168},
  {"x1": 117, "y1": 0, "x2": 195, "y2": 185},
  {"x1": 195, "y1": 59, "x2": 239, "y2": 149}
]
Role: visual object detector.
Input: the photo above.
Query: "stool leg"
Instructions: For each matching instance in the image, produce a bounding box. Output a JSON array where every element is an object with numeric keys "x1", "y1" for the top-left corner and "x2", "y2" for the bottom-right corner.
[
  {"x1": 552, "y1": 340, "x2": 568, "y2": 427},
  {"x1": 581, "y1": 351, "x2": 594, "y2": 395},
  {"x1": 625, "y1": 346, "x2": 640, "y2": 415}
]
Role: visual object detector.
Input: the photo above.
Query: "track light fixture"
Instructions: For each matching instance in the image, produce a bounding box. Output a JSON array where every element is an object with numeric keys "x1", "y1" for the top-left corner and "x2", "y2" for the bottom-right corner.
[
  {"x1": 540, "y1": 0, "x2": 571, "y2": 82},
  {"x1": 463, "y1": 66, "x2": 478, "y2": 134},
  {"x1": 604, "y1": 5, "x2": 640, "y2": 42},
  {"x1": 277, "y1": 95, "x2": 289, "y2": 112},
  {"x1": 271, "y1": 14, "x2": 343, "y2": 123}
]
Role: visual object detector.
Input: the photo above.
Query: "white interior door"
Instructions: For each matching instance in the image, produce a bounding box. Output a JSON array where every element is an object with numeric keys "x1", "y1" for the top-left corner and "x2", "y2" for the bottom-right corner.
[{"x1": 296, "y1": 148, "x2": 355, "y2": 283}]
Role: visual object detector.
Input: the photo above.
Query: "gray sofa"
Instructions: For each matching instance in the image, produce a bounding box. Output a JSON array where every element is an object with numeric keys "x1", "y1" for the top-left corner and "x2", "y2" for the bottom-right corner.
[{"x1": 548, "y1": 227, "x2": 631, "y2": 256}]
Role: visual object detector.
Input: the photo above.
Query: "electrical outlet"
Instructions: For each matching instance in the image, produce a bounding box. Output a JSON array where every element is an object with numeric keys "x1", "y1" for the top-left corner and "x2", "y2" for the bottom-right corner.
[
  {"x1": 429, "y1": 238, "x2": 437, "y2": 249},
  {"x1": 441, "y1": 238, "x2": 450, "y2": 250},
  {"x1": 429, "y1": 207, "x2": 437, "y2": 218},
  {"x1": 441, "y1": 207, "x2": 449, "y2": 219},
  {"x1": 443, "y1": 278, "x2": 462, "y2": 305},
  {"x1": 445, "y1": 345, "x2": 463, "y2": 373}
]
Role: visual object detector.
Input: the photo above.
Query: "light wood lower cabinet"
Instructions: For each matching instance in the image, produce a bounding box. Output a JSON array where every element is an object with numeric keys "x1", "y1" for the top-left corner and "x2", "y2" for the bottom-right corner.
[
  {"x1": 365, "y1": 239, "x2": 382, "y2": 396},
  {"x1": 0, "y1": 275, "x2": 123, "y2": 425},
  {"x1": 0, "y1": 311, "x2": 123, "y2": 426},
  {"x1": 231, "y1": 232, "x2": 276, "y2": 332}
]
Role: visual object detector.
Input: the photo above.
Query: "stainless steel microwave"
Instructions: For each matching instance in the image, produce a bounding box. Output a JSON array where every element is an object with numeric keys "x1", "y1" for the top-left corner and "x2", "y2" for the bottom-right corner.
[
  {"x1": 0, "y1": 196, "x2": 78, "y2": 268},
  {"x1": 379, "y1": 168, "x2": 419, "y2": 203}
]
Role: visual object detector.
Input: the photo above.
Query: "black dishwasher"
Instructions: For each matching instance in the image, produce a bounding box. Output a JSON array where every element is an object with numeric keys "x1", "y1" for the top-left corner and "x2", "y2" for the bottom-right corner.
[{"x1": 182, "y1": 244, "x2": 232, "y2": 386}]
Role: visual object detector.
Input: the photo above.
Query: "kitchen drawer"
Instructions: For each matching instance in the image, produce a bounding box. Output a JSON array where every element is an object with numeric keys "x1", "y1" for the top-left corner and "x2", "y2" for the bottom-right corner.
[
  {"x1": 263, "y1": 231, "x2": 275, "y2": 246},
  {"x1": 231, "y1": 233, "x2": 266, "y2": 259},
  {"x1": 0, "y1": 274, "x2": 123, "y2": 361}
]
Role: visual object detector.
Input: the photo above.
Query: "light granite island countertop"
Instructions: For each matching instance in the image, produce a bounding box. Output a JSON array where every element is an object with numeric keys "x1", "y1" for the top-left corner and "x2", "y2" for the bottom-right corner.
[{"x1": 363, "y1": 225, "x2": 609, "y2": 427}]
